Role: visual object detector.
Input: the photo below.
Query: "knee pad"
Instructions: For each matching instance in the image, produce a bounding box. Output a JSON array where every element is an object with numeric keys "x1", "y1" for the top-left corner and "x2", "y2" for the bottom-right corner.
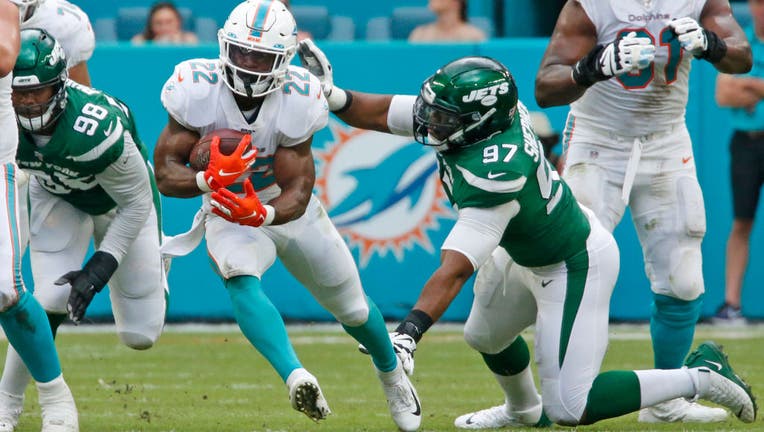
[
  {"x1": 118, "y1": 331, "x2": 156, "y2": 350},
  {"x1": 317, "y1": 276, "x2": 369, "y2": 326},
  {"x1": 542, "y1": 400, "x2": 581, "y2": 427},
  {"x1": 668, "y1": 246, "x2": 704, "y2": 300}
]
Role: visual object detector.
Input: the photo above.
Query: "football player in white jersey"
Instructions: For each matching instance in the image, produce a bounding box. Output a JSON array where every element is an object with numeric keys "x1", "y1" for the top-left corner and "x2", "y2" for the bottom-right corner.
[
  {"x1": 0, "y1": 2, "x2": 78, "y2": 432},
  {"x1": 154, "y1": 1, "x2": 421, "y2": 430},
  {"x1": 534, "y1": 0, "x2": 752, "y2": 424},
  {"x1": 19, "y1": 0, "x2": 94, "y2": 86}
]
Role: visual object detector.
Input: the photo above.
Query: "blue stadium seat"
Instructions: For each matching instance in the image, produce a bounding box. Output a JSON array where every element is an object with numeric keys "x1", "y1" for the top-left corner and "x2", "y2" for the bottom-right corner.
[
  {"x1": 328, "y1": 15, "x2": 355, "y2": 41},
  {"x1": 194, "y1": 17, "x2": 218, "y2": 43},
  {"x1": 116, "y1": 7, "x2": 148, "y2": 41},
  {"x1": 93, "y1": 17, "x2": 117, "y2": 42},
  {"x1": 391, "y1": 6, "x2": 435, "y2": 40},
  {"x1": 291, "y1": 6, "x2": 331, "y2": 40},
  {"x1": 731, "y1": 2, "x2": 752, "y2": 30},
  {"x1": 469, "y1": 16, "x2": 494, "y2": 38},
  {"x1": 504, "y1": 0, "x2": 541, "y2": 37},
  {"x1": 365, "y1": 16, "x2": 391, "y2": 40}
]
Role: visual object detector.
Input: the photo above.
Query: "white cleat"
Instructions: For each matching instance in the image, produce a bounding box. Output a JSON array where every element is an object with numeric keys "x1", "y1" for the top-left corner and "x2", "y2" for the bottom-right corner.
[
  {"x1": 454, "y1": 401, "x2": 550, "y2": 429},
  {"x1": 37, "y1": 376, "x2": 78, "y2": 432},
  {"x1": 286, "y1": 368, "x2": 331, "y2": 422},
  {"x1": 638, "y1": 398, "x2": 728, "y2": 423},
  {"x1": 376, "y1": 363, "x2": 422, "y2": 432},
  {"x1": 0, "y1": 391, "x2": 23, "y2": 432}
]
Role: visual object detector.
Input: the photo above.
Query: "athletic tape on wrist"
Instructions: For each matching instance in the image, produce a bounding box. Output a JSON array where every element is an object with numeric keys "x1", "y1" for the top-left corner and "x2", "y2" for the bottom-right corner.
[{"x1": 196, "y1": 171, "x2": 212, "y2": 193}]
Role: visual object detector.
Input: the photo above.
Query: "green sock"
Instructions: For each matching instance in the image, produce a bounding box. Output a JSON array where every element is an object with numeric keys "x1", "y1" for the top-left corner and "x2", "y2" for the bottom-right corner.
[
  {"x1": 580, "y1": 370, "x2": 641, "y2": 424},
  {"x1": 481, "y1": 336, "x2": 531, "y2": 376},
  {"x1": 342, "y1": 299, "x2": 397, "y2": 372}
]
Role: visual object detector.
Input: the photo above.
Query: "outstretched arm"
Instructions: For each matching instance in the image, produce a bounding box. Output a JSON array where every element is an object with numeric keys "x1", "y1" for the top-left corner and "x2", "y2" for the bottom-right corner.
[{"x1": 297, "y1": 39, "x2": 414, "y2": 135}]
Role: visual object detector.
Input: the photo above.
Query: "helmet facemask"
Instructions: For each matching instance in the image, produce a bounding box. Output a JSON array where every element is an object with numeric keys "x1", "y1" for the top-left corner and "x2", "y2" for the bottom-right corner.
[
  {"x1": 414, "y1": 95, "x2": 498, "y2": 153},
  {"x1": 12, "y1": 77, "x2": 67, "y2": 132},
  {"x1": 218, "y1": 0, "x2": 297, "y2": 98}
]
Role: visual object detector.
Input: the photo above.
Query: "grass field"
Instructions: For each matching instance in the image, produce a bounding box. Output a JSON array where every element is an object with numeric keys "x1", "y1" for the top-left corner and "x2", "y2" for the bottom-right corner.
[{"x1": 3, "y1": 323, "x2": 763, "y2": 432}]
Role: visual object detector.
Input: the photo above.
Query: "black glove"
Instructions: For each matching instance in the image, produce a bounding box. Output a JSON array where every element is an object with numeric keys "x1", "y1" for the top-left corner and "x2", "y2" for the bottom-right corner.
[{"x1": 55, "y1": 251, "x2": 118, "y2": 324}]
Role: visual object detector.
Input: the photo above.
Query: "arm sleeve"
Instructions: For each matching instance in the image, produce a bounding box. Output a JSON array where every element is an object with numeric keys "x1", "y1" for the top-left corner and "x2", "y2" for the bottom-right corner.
[
  {"x1": 387, "y1": 95, "x2": 416, "y2": 137},
  {"x1": 441, "y1": 200, "x2": 520, "y2": 271},
  {"x1": 93, "y1": 133, "x2": 153, "y2": 263}
]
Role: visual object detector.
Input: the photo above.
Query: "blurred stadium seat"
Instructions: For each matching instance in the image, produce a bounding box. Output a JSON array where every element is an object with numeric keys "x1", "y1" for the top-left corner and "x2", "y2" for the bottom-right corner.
[
  {"x1": 391, "y1": 6, "x2": 435, "y2": 40},
  {"x1": 194, "y1": 17, "x2": 218, "y2": 43},
  {"x1": 365, "y1": 16, "x2": 391, "y2": 41},
  {"x1": 93, "y1": 17, "x2": 117, "y2": 42},
  {"x1": 291, "y1": 6, "x2": 331, "y2": 40},
  {"x1": 503, "y1": 0, "x2": 541, "y2": 37},
  {"x1": 328, "y1": 16, "x2": 355, "y2": 41},
  {"x1": 731, "y1": 2, "x2": 752, "y2": 30}
]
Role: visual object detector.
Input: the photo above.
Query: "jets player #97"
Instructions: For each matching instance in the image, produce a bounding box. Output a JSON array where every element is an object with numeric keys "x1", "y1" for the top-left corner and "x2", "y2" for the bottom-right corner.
[{"x1": 298, "y1": 40, "x2": 758, "y2": 428}]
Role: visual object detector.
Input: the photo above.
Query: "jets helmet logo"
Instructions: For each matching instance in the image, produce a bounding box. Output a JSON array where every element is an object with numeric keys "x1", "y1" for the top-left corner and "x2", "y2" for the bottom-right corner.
[{"x1": 462, "y1": 82, "x2": 510, "y2": 107}]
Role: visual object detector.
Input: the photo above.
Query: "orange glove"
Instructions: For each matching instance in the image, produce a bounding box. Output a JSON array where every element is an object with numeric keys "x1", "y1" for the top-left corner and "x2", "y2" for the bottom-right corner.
[
  {"x1": 196, "y1": 134, "x2": 257, "y2": 192},
  {"x1": 210, "y1": 179, "x2": 275, "y2": 227}
]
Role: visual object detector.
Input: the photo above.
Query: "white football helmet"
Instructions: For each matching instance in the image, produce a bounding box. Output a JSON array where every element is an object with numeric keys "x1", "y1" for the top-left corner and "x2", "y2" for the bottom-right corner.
[
  {"x1": 16, "y1": 0, "x2": 45, "y2": 24},
  {"x1": 218, "y1": 0, "x2": 297, "y2": 98}
]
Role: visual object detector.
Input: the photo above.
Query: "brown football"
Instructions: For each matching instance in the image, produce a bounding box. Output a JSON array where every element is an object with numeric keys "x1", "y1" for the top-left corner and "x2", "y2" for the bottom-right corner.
[{"x1": 189, "y1": 129, "x2": 250, "y2": 171}]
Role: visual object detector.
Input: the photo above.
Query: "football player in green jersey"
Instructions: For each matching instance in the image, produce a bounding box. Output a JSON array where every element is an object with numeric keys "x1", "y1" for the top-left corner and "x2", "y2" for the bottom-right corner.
[
  {"x1": 0, "y1": 28, "x2": 167, "y2": 430},
  {"x1": 298, "y1": 41, "x2": 757, "y2": 427},
  {"x1": 0, "y1": 5, "x2": 78, "y2": 432}
]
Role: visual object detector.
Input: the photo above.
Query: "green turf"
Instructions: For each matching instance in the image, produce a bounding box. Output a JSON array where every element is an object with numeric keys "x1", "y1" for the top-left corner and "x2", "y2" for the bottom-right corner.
[{"x1": 3, "y1": 324, "x2": 763, "y2": 431}]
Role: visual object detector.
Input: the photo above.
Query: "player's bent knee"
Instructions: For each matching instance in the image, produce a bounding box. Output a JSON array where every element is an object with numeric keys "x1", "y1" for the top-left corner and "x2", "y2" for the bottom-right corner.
[
  {"x1": 119, "y1": 331, "x2": 156, "y2": 350},
  {"x1": 668, "y1": 246, "x2": 704, "y2": 301},
  {"x1": 463, "y1": 327, "x2": 504, "y2": 354},
  {"x1": 542, "y1": 401, "x2": 580, "y2": 427},
  {"x1": 335, "y1": 303, "x2": 369, "y2": 327}
]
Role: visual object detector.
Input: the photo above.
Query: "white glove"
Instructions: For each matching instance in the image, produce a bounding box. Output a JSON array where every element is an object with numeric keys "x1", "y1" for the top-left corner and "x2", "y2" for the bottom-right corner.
[
  {"x1": 358, "y1": 331, "x2": 417, "y2": 376},
  {"x1": 297, "y1": 39, "x2": 348, "y2": 111},
  {"x1": 297, "y1": 39, "x2": 333, "y2": 96},
  {"x1": 573, "y1": 31, "x2": 655, "y2": 86},
  {"x1": 602, "y1": 31, "x2": 655, "y2": 76},
  {"x1": 669, "y1": 17, "x2": 707, "y2": 56}
]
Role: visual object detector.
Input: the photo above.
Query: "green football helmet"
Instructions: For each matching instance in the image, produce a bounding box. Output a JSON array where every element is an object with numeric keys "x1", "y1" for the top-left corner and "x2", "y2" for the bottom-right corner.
[
  {"x1": 414, "y1": 56, "x2": 518, "y2": 153},
  {"x1": 12, "y1": 28, "x2": 68, "y2": 132}
]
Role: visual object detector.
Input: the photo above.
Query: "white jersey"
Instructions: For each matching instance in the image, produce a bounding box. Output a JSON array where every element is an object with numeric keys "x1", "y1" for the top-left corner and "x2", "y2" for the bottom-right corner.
[
  {"x1": 22, "y1": 0, "x2": 94, "y2": 67},
  {"x1": 0, "y1": 0, "x2": 23, "y2": 163},
  {"x1": 161, "y1": 58, "x2": 329, "y2": 203},
  {"x1": 570, "y1": 0, "x2": 706, "y2": 136}
]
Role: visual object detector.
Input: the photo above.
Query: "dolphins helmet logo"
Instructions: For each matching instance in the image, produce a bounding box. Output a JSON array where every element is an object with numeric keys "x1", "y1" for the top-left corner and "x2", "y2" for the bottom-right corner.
[{"x1": 315, "y1": 122, "x2": 455, "y2": 268}]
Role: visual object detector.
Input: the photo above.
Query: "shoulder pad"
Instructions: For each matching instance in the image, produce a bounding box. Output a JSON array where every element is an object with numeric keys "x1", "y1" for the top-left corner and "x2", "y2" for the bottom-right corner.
[
  {"x1": 62, "y1": 84, "x2": 128, "y2": 171},
  {"x1": 275, "y1": 66, "x2": 329, "y2": 145},
  {"x1": 160, "y1": 58, "x2": 223, "y2": 131}
]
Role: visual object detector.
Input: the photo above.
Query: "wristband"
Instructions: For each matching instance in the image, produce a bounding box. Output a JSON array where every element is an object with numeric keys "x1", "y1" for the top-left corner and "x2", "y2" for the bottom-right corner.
[
  {"x1": 572, "y1": 44, "x2": 607, "y2": 87},
  {"x1": 698, "y1": 29, "x2": 727, "y2": 64},
  {"x1": 196, "y1": 171, "x2": 212, "y2": 192},
  {"x1": 262, "y1": 204, "x2": 276, "y2": 226},
  {"x1": 329, "y1": 88, "x2": 354, "y2": 114},
  {"x1": 395, "y1": 309, "x2": 434, "y2": 343}
]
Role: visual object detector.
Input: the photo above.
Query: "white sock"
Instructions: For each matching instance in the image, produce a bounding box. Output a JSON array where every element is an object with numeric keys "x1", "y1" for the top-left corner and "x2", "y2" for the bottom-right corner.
[
  {"x1": 635, "y1": 368, "x2": 696, "y2": 408},
  {"x1": 0, "y1": 346, "x2": 31, "y2": 399},
  {"x1": 36, "y1": 374, "x2": 73, "y2": 406},
  {"x1": 494, "y1": 366, "x2": 541, "y2": 412}
]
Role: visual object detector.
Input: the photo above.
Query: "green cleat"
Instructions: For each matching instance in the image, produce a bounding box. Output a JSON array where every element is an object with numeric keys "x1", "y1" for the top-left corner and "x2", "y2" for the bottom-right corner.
[{"x1": 684, "y1": 341, "x2": 757, "y2": 423}]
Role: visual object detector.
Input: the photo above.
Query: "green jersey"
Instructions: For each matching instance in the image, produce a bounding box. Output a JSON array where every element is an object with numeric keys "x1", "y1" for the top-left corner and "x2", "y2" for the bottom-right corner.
[
  {"x1": 437, "y1": 103, "x2": 590, "y2": 267},
  {"x1": 16, "y1": 82, "x2": 152, "y2": 215}
]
